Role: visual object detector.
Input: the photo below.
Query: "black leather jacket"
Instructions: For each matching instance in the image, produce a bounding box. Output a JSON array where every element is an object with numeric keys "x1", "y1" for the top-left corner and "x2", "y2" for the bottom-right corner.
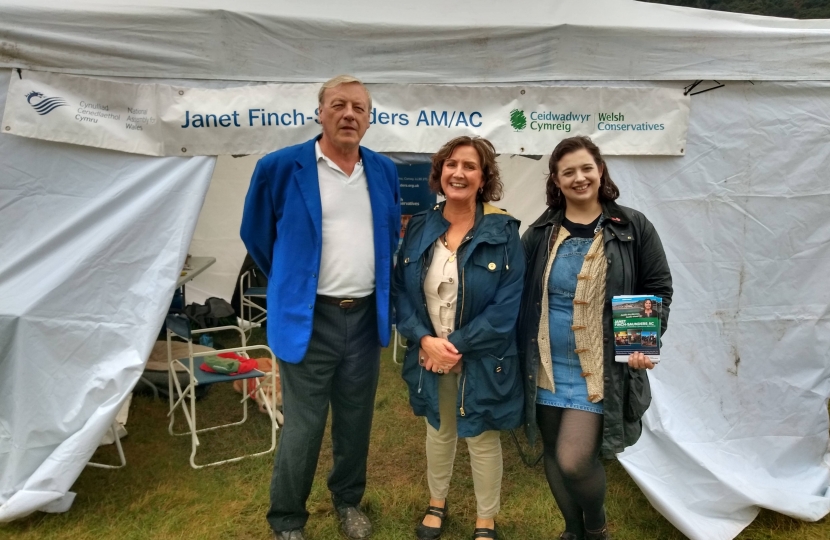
[{"x1": 517, "y1": 200, "x2": 673, "y2": 458}]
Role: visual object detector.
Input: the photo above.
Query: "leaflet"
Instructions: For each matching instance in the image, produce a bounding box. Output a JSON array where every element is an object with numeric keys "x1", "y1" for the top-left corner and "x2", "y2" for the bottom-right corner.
[{"x1": 612, "y1": 295, "x2": 662, "y2": 363}]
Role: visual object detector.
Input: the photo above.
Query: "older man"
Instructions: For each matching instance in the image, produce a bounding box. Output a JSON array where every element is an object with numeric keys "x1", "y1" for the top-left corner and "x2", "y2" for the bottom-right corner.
[{"x1": 241, "y1": 75, "x2": 400, "y2": 540}]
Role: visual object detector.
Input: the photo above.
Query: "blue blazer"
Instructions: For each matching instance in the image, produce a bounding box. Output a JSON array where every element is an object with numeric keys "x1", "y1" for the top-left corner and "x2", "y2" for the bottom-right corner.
[{"x1": 240, "y1": 136, "x2": 401, "y2": 363}]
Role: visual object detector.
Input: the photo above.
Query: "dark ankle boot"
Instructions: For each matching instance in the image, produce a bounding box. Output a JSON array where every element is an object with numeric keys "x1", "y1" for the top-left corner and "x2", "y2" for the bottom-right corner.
[{"x1": 585, "y1": 524, "x2": 610, "y2": 540}]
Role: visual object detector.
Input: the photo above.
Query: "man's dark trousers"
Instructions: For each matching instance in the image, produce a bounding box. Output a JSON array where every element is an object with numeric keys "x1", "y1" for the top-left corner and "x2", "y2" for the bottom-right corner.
[{"x1": 267, "y1": 297, "x2": 381, "y2": 533}]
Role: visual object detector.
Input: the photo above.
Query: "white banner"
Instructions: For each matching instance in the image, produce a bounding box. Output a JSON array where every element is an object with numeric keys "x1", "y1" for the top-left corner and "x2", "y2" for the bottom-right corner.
[{"x1": 3, "y1": 71, "x2": 690, "y2": 156}]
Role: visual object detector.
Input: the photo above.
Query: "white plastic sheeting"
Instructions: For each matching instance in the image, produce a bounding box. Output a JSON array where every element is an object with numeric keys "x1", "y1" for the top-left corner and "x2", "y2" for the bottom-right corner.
[
  {"x1": 0, "y1": 69, "x2": 217, "y2": 520},
  {"x1": 612, "y1": 81, "x2": 830, "y2": 540},
  {"x1": 2, "y1": 0, "x2": 830, "y2": 82}
]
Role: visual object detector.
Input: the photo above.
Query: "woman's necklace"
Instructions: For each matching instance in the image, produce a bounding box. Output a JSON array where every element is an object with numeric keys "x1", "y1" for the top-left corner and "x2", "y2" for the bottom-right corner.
[
  {"x1": 441, "y1": 214, "x2": 475, "y2": 263},
  {"x1": 441, "y1": 233, "x2": 458, "y2": 262}
]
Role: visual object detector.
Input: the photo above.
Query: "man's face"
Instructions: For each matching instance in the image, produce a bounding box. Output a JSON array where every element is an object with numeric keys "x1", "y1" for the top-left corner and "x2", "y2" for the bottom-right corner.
[{"x1": 318, "y1": 82, "x2": 370, "y2": 151}]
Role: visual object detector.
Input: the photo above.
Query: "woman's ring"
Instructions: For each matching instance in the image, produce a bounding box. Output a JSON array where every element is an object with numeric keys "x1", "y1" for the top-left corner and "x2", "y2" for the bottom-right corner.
[{"x1": 437, "y1": 368, "x2": 444, "y2": 374}]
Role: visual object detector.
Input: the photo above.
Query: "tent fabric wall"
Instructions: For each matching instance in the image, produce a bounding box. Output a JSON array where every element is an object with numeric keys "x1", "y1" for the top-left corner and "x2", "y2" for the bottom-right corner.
[
  {"x1": 0, "y1": 70, "x2": 217, "y2": 521},
  {"x1": 2, "y1": 0, "x2": 830, "y2": 82},
  {"x1": 610, "y1": 81, "x2": 830, "y2": 540}
]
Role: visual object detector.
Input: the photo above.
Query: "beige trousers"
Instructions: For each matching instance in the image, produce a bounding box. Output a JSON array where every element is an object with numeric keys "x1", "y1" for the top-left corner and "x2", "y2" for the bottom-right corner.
[{"x1": 425, "y1": 371, "x2": 503, "y2": 519}]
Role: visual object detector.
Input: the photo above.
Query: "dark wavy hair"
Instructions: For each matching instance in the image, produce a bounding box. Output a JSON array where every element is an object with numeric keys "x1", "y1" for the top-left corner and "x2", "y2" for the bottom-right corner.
[
  {"x1": 546, "y1": 136, "x2": 619, "y2": 208},
  {"x1": 429, "y1": 136, "x2": 503, "y2": 203}
]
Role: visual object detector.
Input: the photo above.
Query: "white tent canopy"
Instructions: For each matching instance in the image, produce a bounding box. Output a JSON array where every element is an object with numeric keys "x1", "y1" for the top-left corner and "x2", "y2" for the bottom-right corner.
[
  {"x1": 2, "y1": 0, "x2": 830, "y2": 82},
  {"x1": 1, "y1": 2, "x2": 829, "y2": 540}
]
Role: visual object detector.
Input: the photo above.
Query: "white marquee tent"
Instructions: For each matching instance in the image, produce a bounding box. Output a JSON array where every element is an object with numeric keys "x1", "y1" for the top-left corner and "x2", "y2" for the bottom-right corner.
[{"x1": 1, "y1": 1, "x2": 829, "y2": 539}]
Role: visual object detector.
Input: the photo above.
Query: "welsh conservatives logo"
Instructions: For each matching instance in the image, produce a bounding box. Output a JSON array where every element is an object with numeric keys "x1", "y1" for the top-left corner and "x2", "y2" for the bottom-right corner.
[
  {"x1": 510, "y1": 109, "x2": 527, "y2": 131},
  {"x1": 26, "y1": 91, "x2": 68, "y2": 115}
]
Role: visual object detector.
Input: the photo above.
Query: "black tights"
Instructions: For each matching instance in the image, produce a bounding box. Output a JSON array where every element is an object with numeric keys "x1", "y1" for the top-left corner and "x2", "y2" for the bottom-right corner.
[{"x1": 536, "y1": 404, "x2": 606, "y2": 538}]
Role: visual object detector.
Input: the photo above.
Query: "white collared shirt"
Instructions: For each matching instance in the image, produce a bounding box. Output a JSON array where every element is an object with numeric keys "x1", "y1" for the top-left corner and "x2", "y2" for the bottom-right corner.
[{"x1": 315, "y1": 141, "x2": 375, "y2": 298}]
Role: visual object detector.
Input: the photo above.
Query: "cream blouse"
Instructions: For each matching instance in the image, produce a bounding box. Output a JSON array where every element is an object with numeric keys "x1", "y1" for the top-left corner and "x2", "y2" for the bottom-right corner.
[{"x1": 424, "y1": 240, "x2": 459, "y2": 339}]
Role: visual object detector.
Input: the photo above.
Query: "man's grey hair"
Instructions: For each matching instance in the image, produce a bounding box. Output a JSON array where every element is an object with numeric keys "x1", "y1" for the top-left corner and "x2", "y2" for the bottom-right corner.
[{"x1": 318, "y1": 75, "x2": 372, "y2": 111}]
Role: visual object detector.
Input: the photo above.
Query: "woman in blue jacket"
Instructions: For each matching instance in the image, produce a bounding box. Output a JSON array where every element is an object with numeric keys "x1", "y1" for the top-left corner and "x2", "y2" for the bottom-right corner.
[{"x1": 393, "y1": 136, "x2": 525, "y2": 540}]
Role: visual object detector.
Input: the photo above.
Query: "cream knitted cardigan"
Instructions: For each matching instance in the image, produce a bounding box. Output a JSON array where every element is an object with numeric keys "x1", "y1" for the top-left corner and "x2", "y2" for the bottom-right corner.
[{"x1": 537, "y1": 227, "x2": 607, "y2": 403}]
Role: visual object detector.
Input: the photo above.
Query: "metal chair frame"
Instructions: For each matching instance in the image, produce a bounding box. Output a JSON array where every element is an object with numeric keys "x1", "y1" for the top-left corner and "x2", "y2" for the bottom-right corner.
[
  {"x1": 238, "y1": 270, "x2": 267, "y2": 339},
  {"x1": 391, "y1": 325, "x2": 407, "y2": 365},
  {"x1": 87, "y1": 419, "x2": 127, "y2": 469},
  {"x1": 165, "y1": 315, "x2": 279, "y2": 469}
]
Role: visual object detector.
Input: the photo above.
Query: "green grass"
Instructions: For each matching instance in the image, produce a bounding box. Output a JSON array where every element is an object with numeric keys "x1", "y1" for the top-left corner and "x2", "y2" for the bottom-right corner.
[{"x1": 1, "y1": 327, "x2": 827, "y2": 539}]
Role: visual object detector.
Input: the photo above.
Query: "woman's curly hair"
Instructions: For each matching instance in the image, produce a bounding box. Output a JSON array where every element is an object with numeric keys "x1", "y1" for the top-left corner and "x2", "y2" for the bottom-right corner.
[{"x1": 429, "y1": 136, "x2": 503, "y2": 203}]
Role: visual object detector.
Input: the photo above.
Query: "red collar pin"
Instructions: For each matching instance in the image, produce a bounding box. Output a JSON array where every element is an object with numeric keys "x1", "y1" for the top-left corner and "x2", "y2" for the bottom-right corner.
[{"x1": 610, "y1": 217, "x2": 621, "y2": 222}]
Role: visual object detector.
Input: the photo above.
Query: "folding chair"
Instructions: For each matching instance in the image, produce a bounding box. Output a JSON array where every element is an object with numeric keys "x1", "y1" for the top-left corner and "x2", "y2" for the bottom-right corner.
[
  {"x1": 165, "y1": 313, "x2": 279, "y2": 469},
  {"x1": 238, "y1": 269, "x2": 267, "y2": 339},
  {"x1": 391, "y1": 325, "x2": 407, "y2": 365},
  {"x1": 87, "y1": 419, "x2": 127, "y2": 469}
]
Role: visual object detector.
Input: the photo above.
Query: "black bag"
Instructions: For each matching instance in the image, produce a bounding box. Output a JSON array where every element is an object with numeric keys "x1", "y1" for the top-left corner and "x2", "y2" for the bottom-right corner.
[{"x1": 184, "y1": 297, "x2": 236, "y2": 329}]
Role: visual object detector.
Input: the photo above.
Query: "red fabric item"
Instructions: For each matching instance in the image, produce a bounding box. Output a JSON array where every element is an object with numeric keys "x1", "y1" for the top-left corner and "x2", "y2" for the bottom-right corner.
[
  {"x1": 230, "y1": 358, "x2": 258, "y2": 375},
  {"x1": 217, "y1": 352, "x2": 246, "y2": 361}
]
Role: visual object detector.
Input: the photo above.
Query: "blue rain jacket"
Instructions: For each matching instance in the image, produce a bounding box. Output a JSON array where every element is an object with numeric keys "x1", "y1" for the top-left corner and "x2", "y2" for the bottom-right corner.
[{"x1": 393, "y1": 201, "x2": 525, "y2": 437}]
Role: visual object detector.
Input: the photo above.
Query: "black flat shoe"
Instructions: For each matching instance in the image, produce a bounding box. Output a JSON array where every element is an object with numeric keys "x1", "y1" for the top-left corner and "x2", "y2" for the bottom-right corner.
[
  {"x1": 416, "y1": 501, "x2": 448, "y2": 540},
  {"x1": 472, "y1": 522, "x2": 497, "y2": 539}
]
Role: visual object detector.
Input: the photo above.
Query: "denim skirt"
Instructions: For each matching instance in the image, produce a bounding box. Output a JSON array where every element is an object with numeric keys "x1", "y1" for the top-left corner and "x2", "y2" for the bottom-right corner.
[{"x1": 536, "y1": 237, "x2": 604, "y2": 415}]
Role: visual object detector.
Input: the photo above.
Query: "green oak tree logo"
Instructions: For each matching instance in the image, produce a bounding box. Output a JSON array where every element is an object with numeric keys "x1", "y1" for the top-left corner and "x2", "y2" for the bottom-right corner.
[{"x1": 510, "y1": 109, "x2": 527, "y2": 131}]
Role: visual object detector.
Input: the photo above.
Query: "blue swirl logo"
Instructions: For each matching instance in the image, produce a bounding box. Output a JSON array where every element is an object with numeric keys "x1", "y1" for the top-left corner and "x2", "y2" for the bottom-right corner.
[{"x1": 26, "y1": 91, "x2": 68, "y2": 115}]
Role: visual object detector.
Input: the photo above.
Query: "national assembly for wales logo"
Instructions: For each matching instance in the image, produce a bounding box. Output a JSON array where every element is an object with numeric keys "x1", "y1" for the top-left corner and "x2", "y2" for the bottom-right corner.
[
  {"x1": 510, "y1": 109, "x2": 527, "y2": 131},
  {"x1": 26, "y1": 91, "x2": 68, "y2": 115}
]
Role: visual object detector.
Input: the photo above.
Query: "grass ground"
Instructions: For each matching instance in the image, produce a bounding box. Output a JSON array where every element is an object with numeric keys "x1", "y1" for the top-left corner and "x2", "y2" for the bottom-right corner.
[{"x1": 1, "y1": 328, "x2": 827, "y2": 540}]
